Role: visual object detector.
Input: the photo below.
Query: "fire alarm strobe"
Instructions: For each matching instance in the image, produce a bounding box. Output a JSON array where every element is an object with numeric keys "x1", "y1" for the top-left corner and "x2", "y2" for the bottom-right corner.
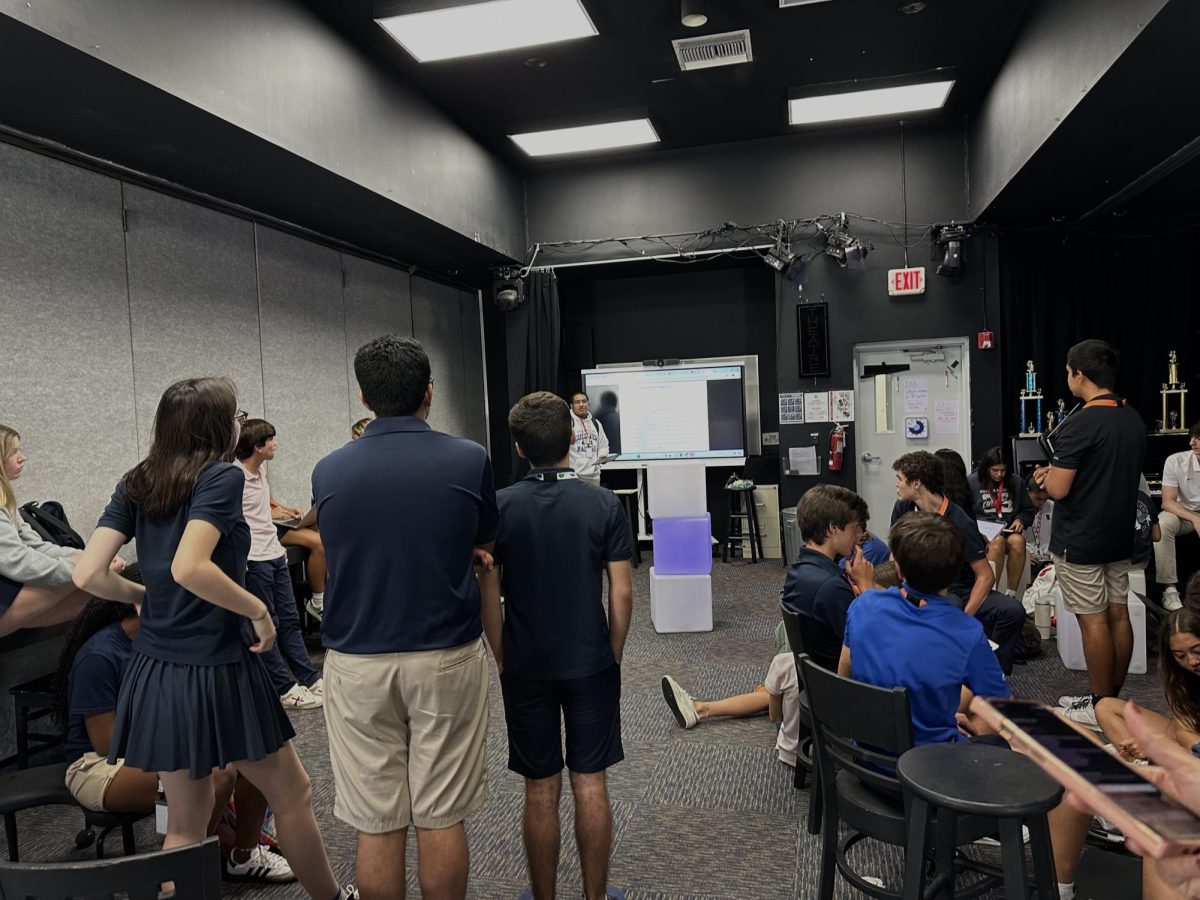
[{"x1": 978, "y1": 331, "x2": 994, "y2": 350}]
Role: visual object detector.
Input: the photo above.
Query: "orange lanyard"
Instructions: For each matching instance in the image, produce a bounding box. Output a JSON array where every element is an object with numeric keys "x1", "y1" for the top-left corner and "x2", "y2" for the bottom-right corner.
[{"x1": 1082, "y1": 395, "x2": 1125, "y2": 409}]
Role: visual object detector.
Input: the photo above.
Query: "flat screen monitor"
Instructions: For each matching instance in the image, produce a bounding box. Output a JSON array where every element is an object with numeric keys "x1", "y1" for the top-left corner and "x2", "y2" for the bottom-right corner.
[{"x1": 581, "y1": 363, "x2": 746, "y2": 461}]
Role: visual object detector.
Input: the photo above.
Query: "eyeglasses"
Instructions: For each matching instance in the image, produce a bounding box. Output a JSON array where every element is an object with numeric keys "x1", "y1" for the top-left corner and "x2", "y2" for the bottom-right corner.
[{"x1": 236, "y1": 410, "x2": 248, "y2": 425}]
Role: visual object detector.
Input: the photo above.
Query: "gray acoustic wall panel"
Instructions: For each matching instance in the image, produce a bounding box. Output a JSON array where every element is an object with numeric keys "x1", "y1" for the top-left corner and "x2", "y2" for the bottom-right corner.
[
  {"x1": 459, "y1": 290, "x2": 488, "y2": 449},
  {"x1": 411, "y1": 275, "x2": 468, "y2": 440},
  {"x1": 0, "y1": 142, "x2": 138, "y2": 534},
  {"x1": 255, "y1": 225, "x2": 349, "y2": 506},
  {"x1": 123, "y1": 185, "x2": 263, "y2": 457},
  {"x1": 341, "y1": 253, "x2": 412, "y2": 429}
]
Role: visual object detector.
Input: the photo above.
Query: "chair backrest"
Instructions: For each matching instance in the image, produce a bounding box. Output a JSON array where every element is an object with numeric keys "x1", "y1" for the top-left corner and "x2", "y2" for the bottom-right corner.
[
  {"x1": 0, "y1": 836, "x2": 221, "y2": 900},
  {"x1": 799, "y1": 655, "x2": 914, "y2": 795},
  {"x1": 780, "y1": 606, "x2": 810, "y2": 659}
]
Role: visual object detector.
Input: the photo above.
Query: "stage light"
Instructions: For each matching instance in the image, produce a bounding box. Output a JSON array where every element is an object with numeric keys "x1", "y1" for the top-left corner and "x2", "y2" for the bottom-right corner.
[
  {"x1": 820, "y1": 213, "x2": 871, "y2": 269},
  {"x1": 931, "y1": 222, "x2": 972, "y2": 277},
  {"x1": 493, "y1": 268, "x2": 525, "y2": 310},
  {"x1": 764, "y1": 242, "x2": 796, "y2": 272},
  {"x1": 681, "y1": 0, "x2": 707, "y2": 27},
  {"x1": 376, "y1": 0, "x2": 597, "y2": 63}
]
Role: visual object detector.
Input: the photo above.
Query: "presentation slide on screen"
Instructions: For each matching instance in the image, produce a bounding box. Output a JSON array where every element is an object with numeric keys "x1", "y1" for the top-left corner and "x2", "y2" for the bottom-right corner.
[{"x1": 582, "y1": 365, "x2": 746, "y2": 461}]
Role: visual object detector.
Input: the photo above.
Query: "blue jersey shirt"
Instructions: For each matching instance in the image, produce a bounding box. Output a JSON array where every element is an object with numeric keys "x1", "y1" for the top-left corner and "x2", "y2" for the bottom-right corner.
[
  {"x1": 98, "y1": 462, "x2": 250, "y2": 665},
  {"x1": 496, "y1": 468, "x2": 633, "y2": 680},
  {"x1": 845, "y1": 585, "x2": 1010, "y2": 746},
  {"x1": 781, "y1": 547, "x2": 856, "y2": 671},
  {"x1": 311, "y1": 416, "x2": 499, "y2": 654},
  {"x1": 65, "y1": 621, "x2": 133, "y2": 763}
]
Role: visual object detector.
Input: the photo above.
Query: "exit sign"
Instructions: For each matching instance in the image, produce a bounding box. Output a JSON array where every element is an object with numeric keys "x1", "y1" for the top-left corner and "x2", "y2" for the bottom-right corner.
[{"x1": 887, "y1": 266, "x2": 926, "y2": 296}]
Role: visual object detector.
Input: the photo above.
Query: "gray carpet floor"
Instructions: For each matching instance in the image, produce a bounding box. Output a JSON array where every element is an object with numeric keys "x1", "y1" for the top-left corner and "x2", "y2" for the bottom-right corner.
[{"x1": 8, "y1": 555, "x2": 1163, "y2": 898}]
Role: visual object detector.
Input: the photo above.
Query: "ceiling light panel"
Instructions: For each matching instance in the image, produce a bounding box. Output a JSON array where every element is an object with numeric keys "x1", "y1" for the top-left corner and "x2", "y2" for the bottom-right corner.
[
  {"x1": 509, "y1": 119, "x2": 660, "y2": 157},
  {"x1": 377, "y1": 0, "x2": 597, "y2": 63},
  {"x1": 788, "y1": 80, "x2": 954, "y2": 125}
]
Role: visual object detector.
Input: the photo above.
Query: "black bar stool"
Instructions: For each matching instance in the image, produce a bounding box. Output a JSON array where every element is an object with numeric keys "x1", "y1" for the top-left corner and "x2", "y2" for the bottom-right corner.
[
  {"x1": 612, "y1": 488, "x2": 641, "y2": 568},
  {"x1": 722, "y1": 486, "x2": 762, "y2": 563},
  {"x1": 898, "y1": 742, "x2": 1063, "y2": 900},
  {"x1": 9, "y1": 674, "x2": 62, "y2": 769}
]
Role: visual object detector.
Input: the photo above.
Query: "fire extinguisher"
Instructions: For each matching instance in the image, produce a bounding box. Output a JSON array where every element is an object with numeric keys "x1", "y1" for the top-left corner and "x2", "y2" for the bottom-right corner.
[{"x1": 828, "y1": 425, "x2": 846, "y2": 471}]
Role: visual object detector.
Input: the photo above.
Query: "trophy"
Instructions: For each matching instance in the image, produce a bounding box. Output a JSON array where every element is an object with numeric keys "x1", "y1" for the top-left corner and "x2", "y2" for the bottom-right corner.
[
  {"x1": 1161, "y1": 350, "x2": 1188, "y2": 433},
  {"x1": 1019, "y1": 360, "x2": 1044, "y2": 435}
]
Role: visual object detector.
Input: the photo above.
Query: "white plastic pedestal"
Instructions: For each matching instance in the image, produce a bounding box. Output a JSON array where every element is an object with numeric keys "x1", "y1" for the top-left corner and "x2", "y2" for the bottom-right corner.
[
  {"x1": 649, "y1": 567, "x2": 713, "y2": 633},
  {"x1": 647, "y1": 465, "x2": 707, "y2": 519},
  {"x1": 1056, "y1": 591, "x2": 1147, "y2": 675}
]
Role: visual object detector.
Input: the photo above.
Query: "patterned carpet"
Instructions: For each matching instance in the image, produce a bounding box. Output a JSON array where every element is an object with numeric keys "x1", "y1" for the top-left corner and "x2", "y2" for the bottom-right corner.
[{"x1": 8, "y1": 555, "x2": 1162, "y2": 898}]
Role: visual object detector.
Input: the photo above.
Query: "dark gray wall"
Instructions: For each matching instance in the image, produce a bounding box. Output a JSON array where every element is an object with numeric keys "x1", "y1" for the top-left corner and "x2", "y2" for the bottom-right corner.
[
  {"x1": 0, "y1": 0, "x2": 525, "y2": 270},
  {"x1": 967, "y1": 0, "x2": 1170, "y2": 218},
  {"x1": 524, "y1": 122, "x2": 1000, "y2": 507}
]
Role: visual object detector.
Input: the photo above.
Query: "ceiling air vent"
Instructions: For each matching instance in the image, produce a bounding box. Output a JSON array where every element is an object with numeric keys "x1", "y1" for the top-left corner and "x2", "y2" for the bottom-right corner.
[{"x1": 672, "y1": 29, "x2": 753, "y2": 72}]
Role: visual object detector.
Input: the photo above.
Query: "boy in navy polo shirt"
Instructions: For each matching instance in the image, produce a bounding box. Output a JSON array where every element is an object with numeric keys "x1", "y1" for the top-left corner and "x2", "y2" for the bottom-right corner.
[
  {"x1": 479, "y1": 391, "x2": 633, "y2": 900},
  {"x1": 841, "y1": 512, "x2": 1010, "y2": 745}
]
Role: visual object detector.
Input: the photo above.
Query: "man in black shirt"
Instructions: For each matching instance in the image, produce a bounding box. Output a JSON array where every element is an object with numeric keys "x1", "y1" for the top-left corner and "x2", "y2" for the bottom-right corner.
[
  {"x1": 1034, "y1": 339, "x2": 1146, "y2": 729},
  {"x1": 781, "y1": 485, "x2": 875, "y2": 670},
  {"x1": 480, "y1": 391, "x2": 633, "y2": 900},
  {"x1": 890, "y1": 451, "x2": 1025, "y2": 675}
]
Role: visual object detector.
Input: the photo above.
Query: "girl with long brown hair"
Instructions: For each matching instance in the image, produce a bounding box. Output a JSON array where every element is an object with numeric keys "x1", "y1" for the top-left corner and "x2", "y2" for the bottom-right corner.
[
  {"x1": 73, "y1": 377, "x2": 351, "y2": 900},
  {"x1": 0, "y1": 424, "x2": 94, "y2": 637}
]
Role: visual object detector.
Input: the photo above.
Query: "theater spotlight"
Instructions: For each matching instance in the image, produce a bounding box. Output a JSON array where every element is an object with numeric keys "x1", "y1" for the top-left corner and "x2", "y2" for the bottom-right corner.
[
  {"x1": 931, "y1": 222, "x2": 972, "y2": 277},
  {"x1": 492, "y1": 267, "x2": 525, "y2": 311},
  {"x1": 820, "y1": 213, "x2": 871, "y2": 270},
  {"x1": 763, "y1": 241, "x2": 796, "y2": 272}
]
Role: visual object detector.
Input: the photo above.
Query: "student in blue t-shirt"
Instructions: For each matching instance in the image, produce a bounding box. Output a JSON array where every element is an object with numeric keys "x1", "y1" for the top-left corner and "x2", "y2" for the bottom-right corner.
[
  {"x1": 479, "y1": 391, "x2": 634, "y2": 900},
  {"x1": 52, "y1": 598, "x2": 292, "y2": 883},
  {"x1": 73, "y1": 376, "x2": 350, "y2": 900},
  {"x1": 840, "y1": 511, "x2": 1010, "y2": 745}
]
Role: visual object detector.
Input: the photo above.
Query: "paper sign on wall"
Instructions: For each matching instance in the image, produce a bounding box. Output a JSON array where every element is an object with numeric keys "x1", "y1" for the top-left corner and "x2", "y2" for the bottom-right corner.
[
  {"x1": 831, "y1": 390, "x2": 854, "y2": 423},
  {"x1": 933, "y1": 399, "x2": 960, "y2": 435},
  {"x1": 804, "y1": 392, "x2": 831, "y2": 423},
  {"x1": 779, "y1": 392, "x2": 805, "y2": 425},
  {"x1": 789, "y1": 446, "x2": 819, "y2": 475},
  {"x1": 902, "y1": 377, "x2": 929, "y2": 414}
]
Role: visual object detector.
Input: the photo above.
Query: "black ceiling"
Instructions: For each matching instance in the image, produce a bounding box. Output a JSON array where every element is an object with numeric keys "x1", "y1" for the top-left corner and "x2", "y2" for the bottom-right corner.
[{"x1": 309, "y1": 0, "x2": 1032, "y2": 169}]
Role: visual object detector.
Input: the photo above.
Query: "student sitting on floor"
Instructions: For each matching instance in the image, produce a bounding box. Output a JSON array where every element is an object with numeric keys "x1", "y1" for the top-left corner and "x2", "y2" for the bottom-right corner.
[
  {"x1": 660, "y1": 562, "x2": 901, "y2": 768},
  {"x1": 0, "y1": 423, "x2": 95, "y2": 637},
  {"x1": 839, "y1": 512, "x2": 1010, "y2": 746},
  {"x1": 53, "y1": 598, "x2": 294, "y2": 884},
  {"x1": 1050, "y1": 581, "x2": 1200, "y2": 900},
  {"x1": 235, "y1": 419, "x2": 323, "y2": 711}
]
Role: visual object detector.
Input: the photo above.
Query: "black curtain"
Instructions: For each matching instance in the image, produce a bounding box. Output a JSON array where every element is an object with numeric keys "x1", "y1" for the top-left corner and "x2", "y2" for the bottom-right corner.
[
  {"x1": 996, "y1": 224, "x2": 1200, "y2": 447},
  {"x1": 524, "y1": 270, "x2": 561, "y2": 394}
]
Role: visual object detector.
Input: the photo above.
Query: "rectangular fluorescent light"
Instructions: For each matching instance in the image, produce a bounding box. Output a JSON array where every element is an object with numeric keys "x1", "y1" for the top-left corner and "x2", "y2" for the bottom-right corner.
[
  {"x1": 509, "y1": 118, "x2": 659, "y2": 157},
  {"x1": 377, "y1": 0, "x2": 597, "y2": 63},
  {"x1": 789, "y1": 80, "x2": 954, "y2": 125}
]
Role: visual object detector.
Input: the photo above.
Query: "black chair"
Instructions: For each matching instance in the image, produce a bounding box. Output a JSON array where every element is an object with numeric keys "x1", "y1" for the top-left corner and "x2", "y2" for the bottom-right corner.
[
  {"x1": 0, "y1": 835, "x2": 221, "y2": 899},
  {"x1": 779, "y1": 607, "x2": 819, "y2": 834},
  {"x1": 722, "y1": 486, "x2": 762, "y2": 563},
  {"x1": 284, "y1": 543, "x2": 316, "y2": 632},
  {"x1": 76, "y1": 809, "x2": 148, "y2": 859},
  {"x1": 800, "y1": 657, "x2": 998, "y2": 900},
  {"x1": 8, "y1": 674, "x2": 63, "y2": 769},
  {"x1": 0, "y1": 763, "x2": 77, "y2": 862}
]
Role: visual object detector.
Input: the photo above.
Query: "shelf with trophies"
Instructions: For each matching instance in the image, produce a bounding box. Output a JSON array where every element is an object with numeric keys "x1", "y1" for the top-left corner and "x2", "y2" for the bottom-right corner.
[
  {"x1": 1155, "y1": 350, "x2": 1188, "y2": 435},
  {"x1": 1011, "y1": 360, "x2": 1071, "y2": 474}
]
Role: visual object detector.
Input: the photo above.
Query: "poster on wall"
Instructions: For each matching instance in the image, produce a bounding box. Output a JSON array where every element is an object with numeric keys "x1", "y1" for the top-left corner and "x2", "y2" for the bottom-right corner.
[
  {"x1": 831, "y1": 390, "x2": 854, "y2": 423},
  {"x1": 933, "y1": 400, "x2": 961, "y2": 435},
  {"x1": 779, "y1": 392, "x2": 805, "y2": 425},
  {"x1": 902, "y1": 377, "x2": 929, "y2": 414},
  {"x1": 804, "y1": 392, "x2": 831, "y2": 423}
]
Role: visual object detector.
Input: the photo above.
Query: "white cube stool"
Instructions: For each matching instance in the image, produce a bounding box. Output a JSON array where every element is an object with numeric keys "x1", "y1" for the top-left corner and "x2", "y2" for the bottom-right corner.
[
  {"x1": 1056, "y1": 590, "x2": 1147, "y2": 675},
  {"x1": 647, "y1": 465, "x2": 707, "y2": 519},
  {"x1": 649, "y1": 567, "x2": 713, "y2": 633}
]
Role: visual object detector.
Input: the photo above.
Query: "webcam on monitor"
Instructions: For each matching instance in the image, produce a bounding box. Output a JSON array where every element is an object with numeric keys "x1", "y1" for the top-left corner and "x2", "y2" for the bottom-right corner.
[{"x1": 641, "y1": 358, "x2": 681, "y2": 368}]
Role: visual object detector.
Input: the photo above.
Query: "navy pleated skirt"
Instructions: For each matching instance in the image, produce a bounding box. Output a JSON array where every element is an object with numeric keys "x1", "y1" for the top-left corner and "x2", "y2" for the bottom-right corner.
[
  {"x1": 108, "y1": 647, "x2": 296, "y2": 779},
  {"x1": 0, "y1": 572, "x2": 22, "y2": 613}
]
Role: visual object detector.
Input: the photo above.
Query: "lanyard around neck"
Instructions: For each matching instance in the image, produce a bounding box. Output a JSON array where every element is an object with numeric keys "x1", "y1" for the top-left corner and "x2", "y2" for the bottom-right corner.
[{"x1": 525, "y1": 470, "x2": 579, "y2": 483}]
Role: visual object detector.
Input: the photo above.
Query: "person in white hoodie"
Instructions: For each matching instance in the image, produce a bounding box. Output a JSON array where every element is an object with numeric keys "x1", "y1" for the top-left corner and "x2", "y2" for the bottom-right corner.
[
  {"x1": 0, "y1": 424, "x2": 93, "y2": 638},
  {"x1": 568, "y1": 393, "x2": 609, "y2": 486}
]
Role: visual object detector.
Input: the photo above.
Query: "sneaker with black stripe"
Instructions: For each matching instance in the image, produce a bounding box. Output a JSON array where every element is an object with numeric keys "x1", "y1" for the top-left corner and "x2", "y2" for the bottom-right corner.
[{"x1": 224, "y1": 844, "x2": 296, "y2": 883}]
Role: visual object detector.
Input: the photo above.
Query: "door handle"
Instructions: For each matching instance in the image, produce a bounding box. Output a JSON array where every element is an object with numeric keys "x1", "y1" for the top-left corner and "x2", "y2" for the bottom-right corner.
[{"x1": 862, "y1": 452, "x2": 881, "y2": 463}]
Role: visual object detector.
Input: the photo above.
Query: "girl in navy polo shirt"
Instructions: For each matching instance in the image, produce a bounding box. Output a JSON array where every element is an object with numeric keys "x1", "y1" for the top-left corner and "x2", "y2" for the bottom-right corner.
[{"x1": 74, "y1": 377, "x2": 350, "y2": 900}]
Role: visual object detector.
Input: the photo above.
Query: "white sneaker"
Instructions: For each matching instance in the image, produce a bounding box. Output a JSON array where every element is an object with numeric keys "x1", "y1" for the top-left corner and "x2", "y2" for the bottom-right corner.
[
  {"x1": 1060, "y1": 695, "x2": 1101, "y2": 731},
  {"x1": 973, "y1": 825, "x2": 1030, "y2": 847},
  {"x1": 279, "y1": 683, "x2": 323, "y2": 710},
  {"x1": 305, "y1": 597, "x2": 323, "y2": 621},
  {"x1": 224, "y1": 845, "x2": 296, "y2": 883},
  {"x1": 306, "y1": 677, "x2": 323, "y2": 697},
  {"x1": 1163, "y1": 586, "x2": 1183, "y2": 611},
  {"x1": 661, "y1": 675, "x2": 699, "y2": 729},
  {"x1": 1002, "y1": 588, "x2": 1018, "y2": 598},
  {"x1": 1057, "y1": 693, "x2": 1088, "y2": 708}
]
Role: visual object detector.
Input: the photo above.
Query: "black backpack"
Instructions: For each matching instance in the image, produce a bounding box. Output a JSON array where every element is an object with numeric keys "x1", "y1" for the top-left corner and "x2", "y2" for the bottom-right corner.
[{"x1": 20, "y1": 501, "x2": 85, "y2": 550}]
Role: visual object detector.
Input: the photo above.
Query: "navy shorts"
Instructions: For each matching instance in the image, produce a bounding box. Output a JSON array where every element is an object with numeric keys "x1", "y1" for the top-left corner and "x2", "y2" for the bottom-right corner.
[
  {"x1": 500, "y1": 663, "x2": 624, "y2": 780},
  {"x1": 0, "y1": 572, "x2": 23, "y2": 614}
]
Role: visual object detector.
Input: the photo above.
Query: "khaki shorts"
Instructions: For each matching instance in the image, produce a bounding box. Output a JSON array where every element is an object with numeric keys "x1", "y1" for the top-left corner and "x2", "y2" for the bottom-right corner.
[
  {"x1": 65, "y1": 752, "x2": 125, "y2": 812},
  {"x1": 1053, "y1": 555, "x2": 1131, "y2": 615},
  {"x1": 324, "y1": 638, "x2": 488, "y2": 833}
]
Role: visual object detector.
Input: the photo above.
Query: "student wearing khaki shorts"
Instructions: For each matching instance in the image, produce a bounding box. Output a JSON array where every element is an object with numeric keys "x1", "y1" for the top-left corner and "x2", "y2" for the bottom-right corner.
[
  {"x1": 54, "y1": 598, "x2": 293, "y2": 883},
  {"x1": 312, "y1": 335, "x2": 499, "y2": 900}
]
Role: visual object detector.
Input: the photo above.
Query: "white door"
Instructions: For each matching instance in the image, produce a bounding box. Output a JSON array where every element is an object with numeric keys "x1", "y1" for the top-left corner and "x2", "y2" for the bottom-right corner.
[{"x1": 853, "y1": 338, "x2": 972, "y2": 537}]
